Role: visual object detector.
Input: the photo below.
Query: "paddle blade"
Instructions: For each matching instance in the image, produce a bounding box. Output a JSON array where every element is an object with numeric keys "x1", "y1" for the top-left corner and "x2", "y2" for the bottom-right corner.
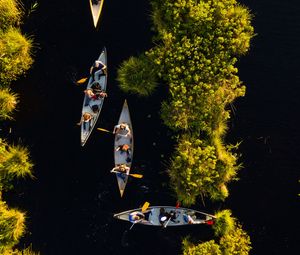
[
  {"x1": 76, "y1": 77, "x2": 88, "y2": 84},
  {"x1": 97, "y1": 128, "x2": 112, "y2": 133},
  {"x1": 141, "y1": 202, "x2": 150, "y2": 212},
  {"x1": 129, "y1": 173, "x2": 143, "y2": 178}
]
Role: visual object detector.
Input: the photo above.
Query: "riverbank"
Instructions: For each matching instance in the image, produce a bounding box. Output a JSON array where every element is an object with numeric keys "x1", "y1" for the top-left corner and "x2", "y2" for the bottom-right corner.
[{"x1": 0, "y1": 0, "x2": 38, "y2": 254}]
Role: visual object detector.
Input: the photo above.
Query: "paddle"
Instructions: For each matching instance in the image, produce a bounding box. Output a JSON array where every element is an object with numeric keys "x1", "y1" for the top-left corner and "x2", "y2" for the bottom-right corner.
[
  {"x1": 129, "y1": 202, "x2": 150, "y2": 230},
  {"x1": 129, "y1": 173, "x2": 143, "y2": 178},
  {"x1": 163, "y1": 202, "x2": 180, "y2": 228},
  {"x1": 97, "y1": 127, "x2": 113, "y2": 134},
  {"x1": 141, "y1": 202, "x2": 150, "y2": 212},
  {"x1": 76, "y1": 77, "x2": 88, "y2": 84}
]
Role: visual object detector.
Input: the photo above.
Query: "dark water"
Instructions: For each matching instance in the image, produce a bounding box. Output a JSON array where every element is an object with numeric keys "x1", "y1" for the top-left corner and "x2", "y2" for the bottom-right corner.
[{"x1": 3, "y1": 0, "x2": 299, "y2": 254}]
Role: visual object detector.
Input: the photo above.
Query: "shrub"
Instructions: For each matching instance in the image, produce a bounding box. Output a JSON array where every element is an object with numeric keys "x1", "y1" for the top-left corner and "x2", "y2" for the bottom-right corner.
[
  {"x1": 0, "y1": 27, "x2": 33, "y2": 84},
  {"x1": 117, "y1": 54, "x2": 158, "y2": 96},
  {"x1": 0, "y1": 87, "x2": 18, "y2": 120}
]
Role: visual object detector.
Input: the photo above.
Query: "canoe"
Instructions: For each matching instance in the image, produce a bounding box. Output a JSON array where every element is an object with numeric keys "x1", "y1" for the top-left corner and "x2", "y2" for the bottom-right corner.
[
  {"x1": 80, "y1": 47, "x2": 107, "y2": 146},
  {"x1": 89, "y1": 0, "x2": 104, "y2": 28},
  {"x1": 114, "y1": 206, "x2": 216, "y2": 227},
  {"x1": 113, "y1": 100, "x2": 134, "y2": 197}
]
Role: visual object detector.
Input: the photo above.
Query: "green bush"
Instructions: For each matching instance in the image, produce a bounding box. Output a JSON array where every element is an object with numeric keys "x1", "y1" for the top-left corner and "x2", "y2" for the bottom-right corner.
[
  {"x1": 0, "y1": 139, "x2": 34, "y2": 191},
  {"x1": 0, "y1": 200, "x2": 26, "y2": 252},
  {"x1": 182, "y1": 238, "x2": 221, "y2": 255},
  {"x1": 117, "y1": 54, "x2": 158, "y2": 96},
  {"x1": 0, "y1": 0, "x2": 22, "y2": 30},
  {"x1": 0, "y1": 27, "x2": 33, "y2": 84},
  {"x1": 0, "y1": 87, "x2": 18, "y2": 120},
  {"x1": 213, "y1": 209, "x2": 235, "y2": 237},
  {"x1": 220, "y1": 223, "x2": 252, "y2": 255}
]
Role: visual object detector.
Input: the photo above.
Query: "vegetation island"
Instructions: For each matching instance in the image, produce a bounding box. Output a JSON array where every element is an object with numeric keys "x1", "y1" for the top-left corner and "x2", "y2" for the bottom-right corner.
[{"x1": 117, "y1": 0, "x2": 254, "y2": 253}]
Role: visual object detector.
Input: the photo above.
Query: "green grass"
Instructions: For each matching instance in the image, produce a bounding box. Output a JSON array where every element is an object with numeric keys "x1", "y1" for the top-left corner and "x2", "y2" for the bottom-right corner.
[
  {"x1": 0, "y1": 87, "x2": 18, "y2": 120},
  {"x1": 117, "y1": 54, "x2": 158, "y2": 96},
  {"x1": 0, "y1": 201, "x2": 26, "y2": 252},
  {"x1": 0, "y1": 27, "x2": 34, "y2": 84},
  {"x1": 0, "y1": 0, "x2": 22, "y2": 30}
]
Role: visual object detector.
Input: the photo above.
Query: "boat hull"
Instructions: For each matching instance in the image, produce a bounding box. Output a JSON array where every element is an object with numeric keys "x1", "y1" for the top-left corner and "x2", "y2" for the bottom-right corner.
[
  {"x1": 114, "y1": 100, "x2": 133, "y2": 197},
  {"x1": 114, "y1": 206, "x2": 216, "y2": 227},
  {"x1": 89, "y1": 0, "x2": 104, "y2": 28},
  {"x1": 80, "y1": 47, "x2": 107, "y2": 146}
]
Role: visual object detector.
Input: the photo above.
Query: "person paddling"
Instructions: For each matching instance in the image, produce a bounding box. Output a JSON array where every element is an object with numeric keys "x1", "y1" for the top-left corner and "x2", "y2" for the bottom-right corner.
[
  {"x1": 111, "y1": 164, "x2": 130, "y2": 175},
  {"x1": 90, "y1": 60, "x2": 107, "y2": 81}
]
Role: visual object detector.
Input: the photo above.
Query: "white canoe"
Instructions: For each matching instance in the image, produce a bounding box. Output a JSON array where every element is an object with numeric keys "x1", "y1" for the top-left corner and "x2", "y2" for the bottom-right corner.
[
  {"x1": 80, "y1": 47, "x2": 107, "y2": 146},
  {"x1": 89, "y1": 0, "x2": 104, "y2": 28},
  {"x1": 114, "y1": 206, "x2": 216, "y2": 227},
  {"x1": 114, "y1": 100, "x2": 134, "y2": 197}
]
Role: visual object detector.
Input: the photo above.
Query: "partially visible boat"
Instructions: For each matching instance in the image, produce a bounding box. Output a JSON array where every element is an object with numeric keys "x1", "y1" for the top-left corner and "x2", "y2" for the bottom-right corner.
[
  {"x1": 80, "y1": 47, "x2": 107, "y2": 146},
  {"x1": 113, "y1": 100, "x2": 134, "y2": 197},
  {"x1": 114, "y1": 206, "x2": 216, "y2": 227},
  {"x1": 89, "y1": 0, "x2": 104, "y2": 28}
]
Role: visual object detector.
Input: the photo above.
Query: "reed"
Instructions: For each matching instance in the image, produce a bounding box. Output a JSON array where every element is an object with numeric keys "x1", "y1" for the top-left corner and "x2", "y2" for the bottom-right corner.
[
  {"x1": 0, "y1": 27, "x2": 34, "y2": 84},
  {"x1": 0, "y1": 0, "x2": 22, "y2": 30},
  {"x1": 0, "y1": 201, "x2": 26, "y2": 252},
  {"x1": 0, "y1": 87, "x2": 18, "y2": 120},
  {"x1": 117, "y1": 54, "x2": 158, "y2": 96}
]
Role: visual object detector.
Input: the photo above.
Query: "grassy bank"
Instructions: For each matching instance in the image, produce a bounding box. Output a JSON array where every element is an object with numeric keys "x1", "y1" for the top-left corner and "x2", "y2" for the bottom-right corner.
[{"x1": 0, "y1": 0, "x2": 38, "y2": 254}]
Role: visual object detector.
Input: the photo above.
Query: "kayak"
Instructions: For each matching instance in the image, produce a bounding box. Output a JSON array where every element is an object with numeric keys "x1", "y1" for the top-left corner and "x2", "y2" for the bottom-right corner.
[
  {"x1": 113, "y1": 100, "x2": 134, "y2": 197},
  {"x1": 89, "y1": 0, "x2": 104, "y2": 28},
  {"x1": 114, "y1": 206, "x2": 216, "y2": 227},
  {"x1": 80, "y1": 47, "x2": 107, "y2": 146}
]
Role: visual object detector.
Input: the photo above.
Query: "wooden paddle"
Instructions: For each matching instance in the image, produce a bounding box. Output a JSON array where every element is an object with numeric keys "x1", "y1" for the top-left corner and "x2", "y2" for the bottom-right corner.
[
  {"x1": 97, "y1": 127, "x2": 113, "y2": 133},
  {"x1": 129, "y1": 173, "x2": 143, "y2": 178},
  {"x1": 141, "y1": 202, "x2": 150, "y2": 212},
  {"x1": 76, "y1": 77, "x2": 88, "y2": 84}
]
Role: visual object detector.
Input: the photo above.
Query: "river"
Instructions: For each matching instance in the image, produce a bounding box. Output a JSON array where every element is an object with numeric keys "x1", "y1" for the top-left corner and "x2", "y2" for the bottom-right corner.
[{"x1": 6, "y1": 0, "x2": 299, "y2": 254}]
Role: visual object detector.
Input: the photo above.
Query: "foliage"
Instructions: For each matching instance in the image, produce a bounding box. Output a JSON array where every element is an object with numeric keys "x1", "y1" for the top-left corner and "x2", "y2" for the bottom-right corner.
[
  {"x1": 0, "y1": 139, "x2": 34, "y2": 191},
  {"x1": 182, "y1": 211, "x2": 252, "y2": 255},
  {"x1": 220, "y1": 223, "x2": 252, "y2": 255},
  {"x1": 0, "y1": 27, "x2": 33, "y2": 85},
  {"x1": 2, "y1": 245, "x2": 40, "y2": 255},
  {"x1": 0, "y1": 200, "x2": 26, "y2": 252},
  {"x1": 0, "y1": 87, "x2": 18, "y2": 120},
  {"x1": 117, "y1": 54, "x2": 158, "y2": 96},
  {"x1": 143, "y1": 0, "x2": 253, "y2": 204},
  {"x1": 0, "y1": 0, "x2": 22, "y2": 30},
  {"x1": 182, "y1": 238, "x2": 221, "y2": 255},
  {"x1": 213, "y1": 209, "x2": 235, "y2": 237}
]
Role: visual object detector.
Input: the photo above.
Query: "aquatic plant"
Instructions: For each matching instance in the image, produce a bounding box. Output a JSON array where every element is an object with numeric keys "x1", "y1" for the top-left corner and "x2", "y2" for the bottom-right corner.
[
  {"x1": 182, "y1": 210, "x2": 251, "y2": 255},
  {"x1": 0, "y1": 27, "x2": 33, "y2": 85},
  {"x1": 0, "y1": 0, "x2": 22, "y2": 30},
  {"x1": 2, "y1": 245, "x2": 40, "y2": 255},
  {"x1": 212, "y1": 209, "x2": 235, "y2": 237},
  {"x1": 117, "y1": 54, "x2": 158, "y2": 96},
  {"x1": 0, "y1": 200, "x2": 26, "y2": 252},
  {"x1": 0, "y1": 87, "x2": 18, "y2": 120},
  {"x1": 219, "y1": 223, "x2": 252, "y2": 255},
  {"x1": 0, "y1": 139, "x2": 34, "y2": 191},
  {"x1": 182, "y1": 239, "x2": 221, "y2": 255}
]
